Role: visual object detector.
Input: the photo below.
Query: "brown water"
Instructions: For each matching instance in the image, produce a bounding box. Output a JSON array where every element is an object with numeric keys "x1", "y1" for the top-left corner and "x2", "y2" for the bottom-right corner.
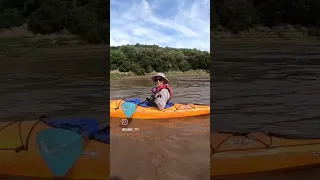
[
  {"x1": 0, "y1": 46, "x2": 109, "y2": 121},
  {"x1": 110, "y1": 75, "x2": 211, "y2": 180},
  {"x1": 0, "y1": 46, "x2": 109, "y2": 179},
  {"x1": 211, "y1": 42, "x2": 320, "y2": 179}
]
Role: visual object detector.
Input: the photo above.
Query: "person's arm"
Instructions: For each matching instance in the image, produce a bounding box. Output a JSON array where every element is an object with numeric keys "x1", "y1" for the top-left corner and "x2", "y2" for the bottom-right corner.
[{"x1": 155, "y1": 89, "x2": 170, "y2": 110}]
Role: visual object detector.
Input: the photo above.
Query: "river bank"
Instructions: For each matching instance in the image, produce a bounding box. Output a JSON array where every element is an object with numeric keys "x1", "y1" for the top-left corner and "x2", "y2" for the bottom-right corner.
[
  {"x1": 0, "y1": 37, "x2": 108, "y2": 60},
  {"x1": 211, "y1": 38, "x2": 320, "y2": 61},
  {"x1": 110, "y1": 69, "x2": 210, "y2": 79},
  {"x1": 212, "y1": 25, "x2": 320, "y2": 41},
  {"x1": 0, "y1": 27, "x2": 105, "y2": 58}
]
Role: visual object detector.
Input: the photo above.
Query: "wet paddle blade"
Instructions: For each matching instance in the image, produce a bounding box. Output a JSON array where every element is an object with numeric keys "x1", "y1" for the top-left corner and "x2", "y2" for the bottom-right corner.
[
  {"x1": 121, "y1": 102, "x2": 137, "y2": 118},
  {"x1": 36, "y1": 128, "x2": 83, "y2": 177}
]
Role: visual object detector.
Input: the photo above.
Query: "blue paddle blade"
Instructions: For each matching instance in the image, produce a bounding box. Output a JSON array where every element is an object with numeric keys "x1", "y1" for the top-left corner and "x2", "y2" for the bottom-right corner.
[
  {"x1": 36, "y1": 128, "x2": 83, "y2": 177},
  {"x1": 121, "y1": 102, "x2": 137, "y2": 118}
]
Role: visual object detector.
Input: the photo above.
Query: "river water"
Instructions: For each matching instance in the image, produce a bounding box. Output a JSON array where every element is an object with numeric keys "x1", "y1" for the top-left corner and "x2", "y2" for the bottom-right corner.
[
  {"x1": 211, "y1": 41, "x2": 320, "y2": 179},
  {"x1": 110, "y1": 75, "x2": 211, "y2": 180},
  {"x1": 0, "y1": 46, "x2": 109, "y2": 121},
  {"x1": 1, "y1": 42, "x2": 319, "y2": 180}
]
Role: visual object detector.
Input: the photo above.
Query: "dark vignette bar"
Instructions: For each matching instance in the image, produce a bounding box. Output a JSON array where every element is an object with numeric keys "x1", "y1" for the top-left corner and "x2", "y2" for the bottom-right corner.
[
  {"x1": 0, "y1": 0, "x2": 110, "y2": 179},
  {"x1": 211, "y1": 0, "x2": 320, "y2": 179}
]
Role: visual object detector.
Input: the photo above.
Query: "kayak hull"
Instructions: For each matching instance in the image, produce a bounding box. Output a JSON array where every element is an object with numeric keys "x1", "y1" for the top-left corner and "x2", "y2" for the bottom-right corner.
[
  {"x1": 0, "y1": 120, "x2": 110, "y2": 179},
  {"x1": 211, "y1": 132, "x2": 320, "y2": 177},
  {"x1": 110, "y1": 99, "x2": 210, "y2": 119}
]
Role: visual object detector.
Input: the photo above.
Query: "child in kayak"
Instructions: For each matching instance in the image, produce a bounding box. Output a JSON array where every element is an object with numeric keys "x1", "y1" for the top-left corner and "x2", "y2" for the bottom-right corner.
[{"x1": 146, "y1": 72, "x2": 173, "y2": 110}]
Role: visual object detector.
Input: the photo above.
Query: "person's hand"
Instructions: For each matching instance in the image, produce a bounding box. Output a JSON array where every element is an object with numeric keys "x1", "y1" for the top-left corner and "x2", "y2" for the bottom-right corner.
[{"x1": 151, "y1": 87, "x2": 158, "y2": 94}]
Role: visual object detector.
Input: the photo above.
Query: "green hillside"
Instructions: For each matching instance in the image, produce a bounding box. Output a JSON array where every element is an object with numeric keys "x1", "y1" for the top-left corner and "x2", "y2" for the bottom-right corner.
[{"x1": 0, "y1": 0, "x2": 108, "y2": 44}]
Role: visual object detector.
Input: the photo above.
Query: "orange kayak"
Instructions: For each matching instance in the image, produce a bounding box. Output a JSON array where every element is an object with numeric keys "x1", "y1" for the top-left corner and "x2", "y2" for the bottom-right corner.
[
  {"x1": 0, "y1": 120, "x2": 110, "y2": 179},
  {"x1": 110, "y1": 99, "x2": 210, "y2": 119},
  {"x1": 211, "y1": 132, "x2": 320, "y2": 177}
]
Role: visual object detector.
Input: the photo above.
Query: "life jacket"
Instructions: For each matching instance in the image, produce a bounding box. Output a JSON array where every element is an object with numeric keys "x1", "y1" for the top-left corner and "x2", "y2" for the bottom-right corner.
[{"x1": 152, "y1": 84, "x2": 173, "y2": 98}]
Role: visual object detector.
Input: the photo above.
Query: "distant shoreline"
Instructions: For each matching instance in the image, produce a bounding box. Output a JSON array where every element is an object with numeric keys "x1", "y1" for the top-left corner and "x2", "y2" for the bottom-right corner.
[
  {"x1": 2, "y1": 25, "x2": 320, "y2": 59},
  {"x1": 212, "y1": 25, "x2": 320, "y2": 41},
  {"x1": 110, "y1": 70, "x2": 209, "y2": 79}
]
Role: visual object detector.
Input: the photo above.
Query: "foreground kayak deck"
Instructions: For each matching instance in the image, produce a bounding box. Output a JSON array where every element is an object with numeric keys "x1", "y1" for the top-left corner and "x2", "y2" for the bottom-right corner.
[
  {"x1": 211, "y1": 132, "x2": 320, "y2": 177},
  {"x1": 0, "y1": 120, "x2": 110, "y2": 179},
  {"x1": 110, "y1": 99, "x2": 210, "y2": 119}
]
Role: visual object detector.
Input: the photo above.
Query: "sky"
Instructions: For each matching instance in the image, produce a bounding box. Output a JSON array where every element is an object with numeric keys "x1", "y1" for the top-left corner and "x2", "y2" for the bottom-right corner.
[{"x1": 110, "y1": 0, "x2": 210, "y2": 51}]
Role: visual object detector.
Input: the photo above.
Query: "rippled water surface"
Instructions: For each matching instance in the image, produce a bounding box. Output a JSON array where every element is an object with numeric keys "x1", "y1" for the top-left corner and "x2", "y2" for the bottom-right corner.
[
  {"x1": 110, "y1": 75, "x2": 210, "y2": 180},
  {"x1": 0, "y1": 46, "x2": 109, "y2": 121}
]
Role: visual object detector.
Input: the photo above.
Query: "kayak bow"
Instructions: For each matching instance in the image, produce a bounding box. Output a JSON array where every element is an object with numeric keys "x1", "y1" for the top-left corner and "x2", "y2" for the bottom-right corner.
[
  {"x1": 0, "y1": 119, "x2": 110, "y2": 179},
  {"x1": 211, "y1": 132, "x2": 320, "y2": 177}
]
